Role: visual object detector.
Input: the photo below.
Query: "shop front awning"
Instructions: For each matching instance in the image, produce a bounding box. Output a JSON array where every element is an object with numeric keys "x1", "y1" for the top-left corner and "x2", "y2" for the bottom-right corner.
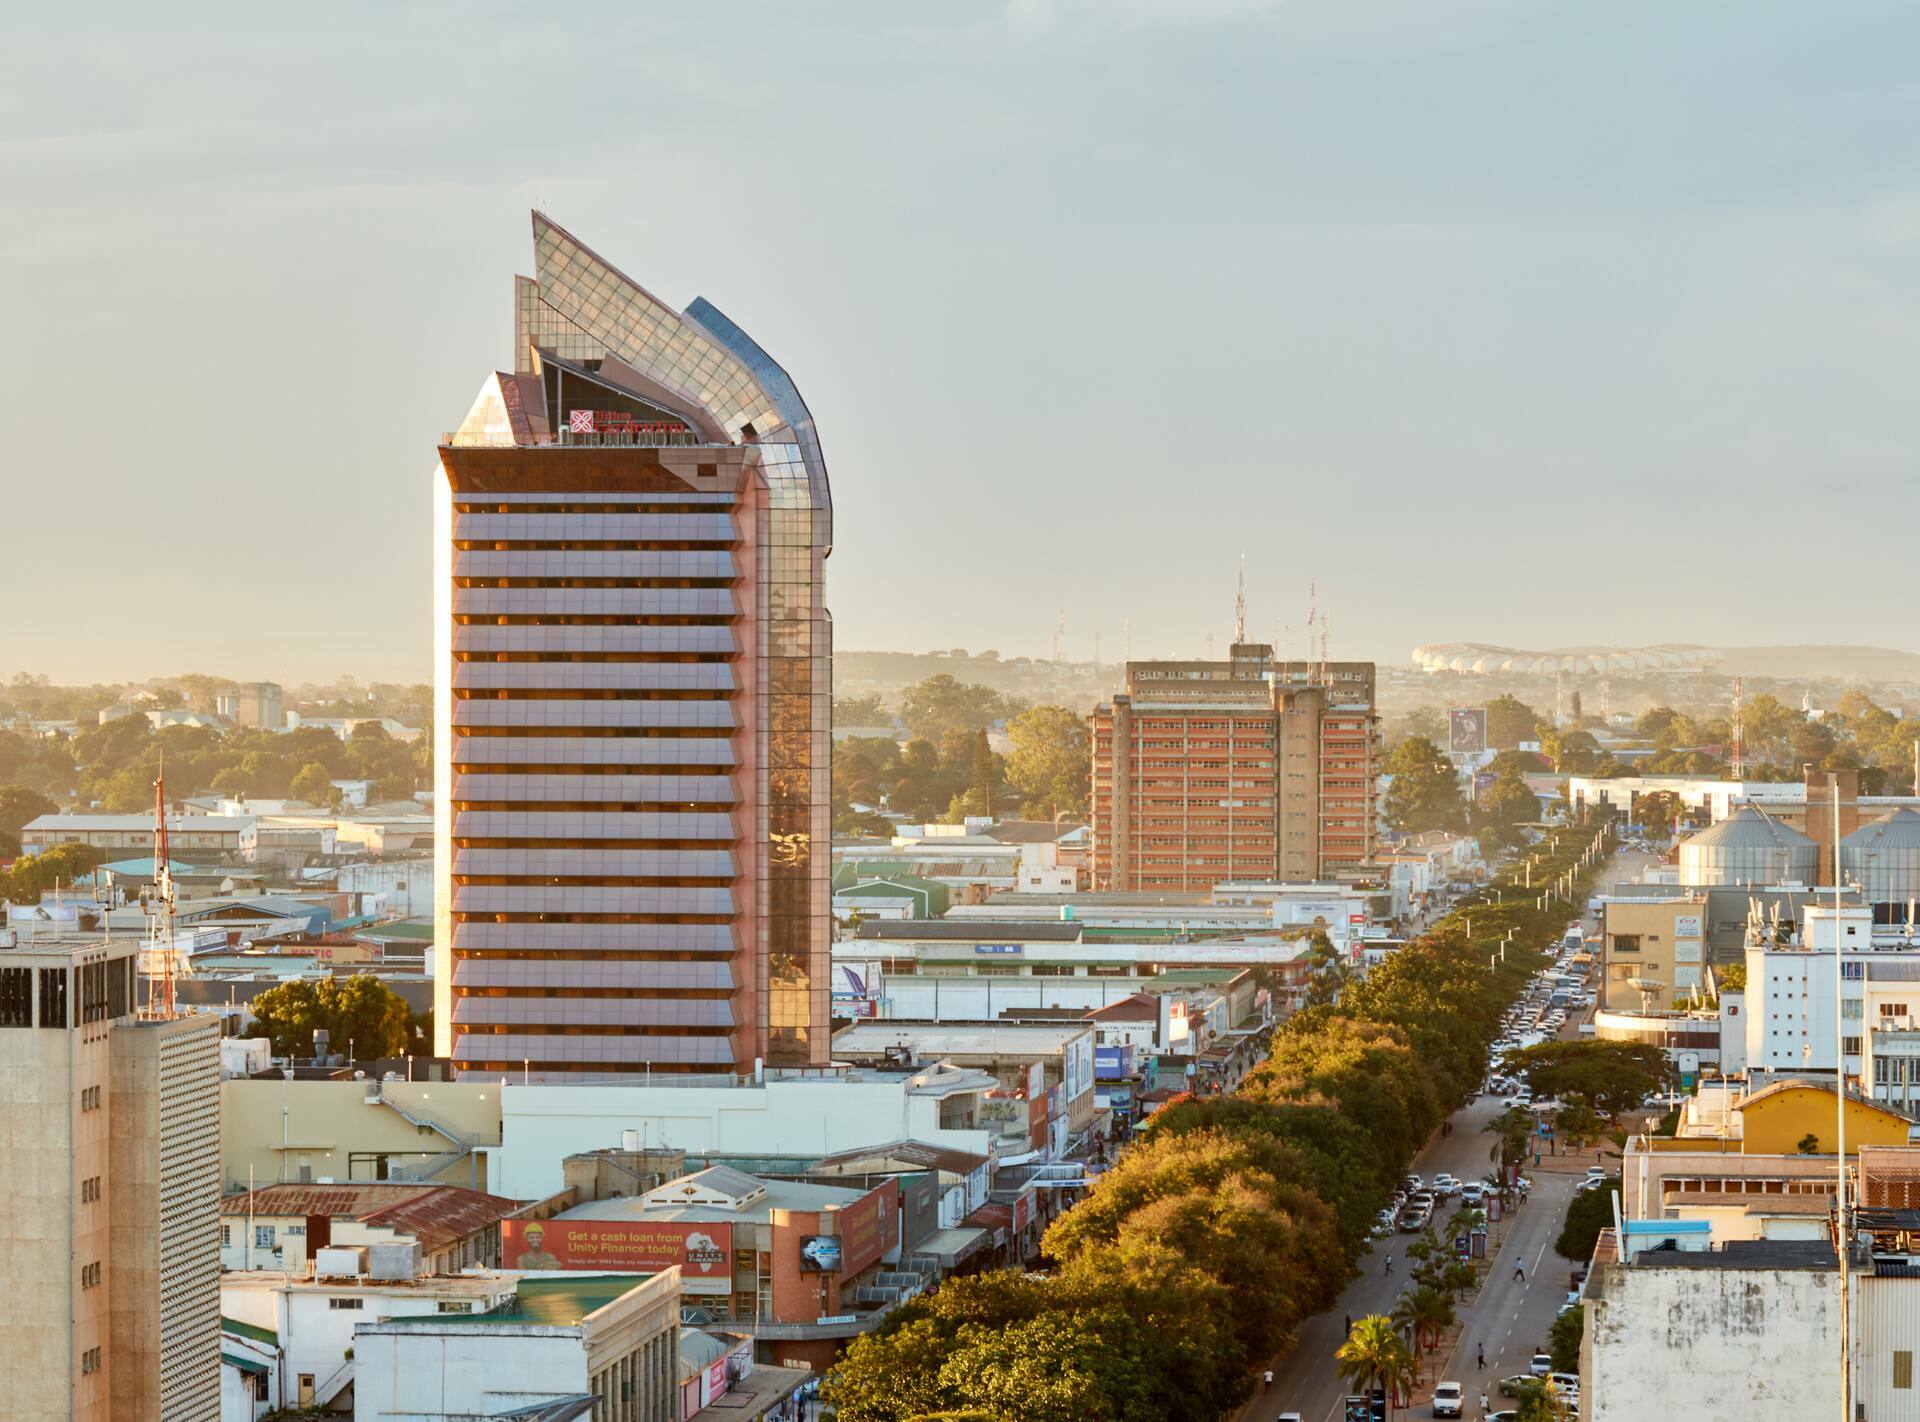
[
  {"x1": 221, "y1": 1352, "x2": 268, "y2": 1376},
  {"x1": 915, "y1": 1226, "x2": 988, "y2": 1268}
]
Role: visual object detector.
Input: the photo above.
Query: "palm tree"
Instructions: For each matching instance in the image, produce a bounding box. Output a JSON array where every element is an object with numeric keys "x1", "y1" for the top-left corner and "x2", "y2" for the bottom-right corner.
[
  {"x1": 1390, "y1": 1284, "x2": 1455, "y2": 1361},
  {"x1": 1485, "y1": 1105, "x2": 1532, "y2": 1171},
  {"x1": 1335, "y1": 1315, "x2": 1418, "y2": 1417}
]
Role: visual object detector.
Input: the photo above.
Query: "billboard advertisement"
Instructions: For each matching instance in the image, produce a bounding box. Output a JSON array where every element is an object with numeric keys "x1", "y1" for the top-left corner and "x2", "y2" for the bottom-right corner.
[
  {"x1": 1449, "y1": 708, "x2": 1488, "y2": 755},
  {"x1": 502, "y1": 1218, "x2": 732, "y2": 1292},
  {"x1": 797, "y1": 1180, "x2": 898, "y2": 1277},
  {"x1": 798, "y1": 1235, "x2": 843, "y2": 1272},
  {"x1": 833, "y1": 1180, "x2": 897, "y2": 1277},
  {"x1": 1094, "y1": 1044, "x2": 1135, "y2": 1080}
]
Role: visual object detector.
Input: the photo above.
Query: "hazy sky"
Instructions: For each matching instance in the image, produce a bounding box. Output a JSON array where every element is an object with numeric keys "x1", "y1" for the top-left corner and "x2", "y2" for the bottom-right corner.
[{"x1": 5, "y1": 1, "x2": 1917, "y2": 684}]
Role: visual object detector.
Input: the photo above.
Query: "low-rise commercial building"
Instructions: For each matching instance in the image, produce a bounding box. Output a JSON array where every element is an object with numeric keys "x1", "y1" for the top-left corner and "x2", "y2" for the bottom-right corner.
[
  {"x1": 219, "y1": 1182, "x2": 527, "y2": 1275},
  {"x1": 529, "y1": 1166, "x2": 903, "y2": 1371},
  {"x1": 830, "y1": 1022, "x2": 1097, "y2": 1138},
  {"x1": 23, "y1": 811, "x2": 258, "y2": 860},
  {"x1": 220, "y1": 1077, "x2": 502, "y2": 1193},
  {"x1": 493, "y1": 1069, "x2": 998, "y2": 1200}
]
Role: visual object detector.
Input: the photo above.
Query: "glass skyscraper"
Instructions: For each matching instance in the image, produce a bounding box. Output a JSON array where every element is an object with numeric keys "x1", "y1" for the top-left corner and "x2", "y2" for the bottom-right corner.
[{"x1": 432, "y1": 214, "x2": 832, "y2": 1079}]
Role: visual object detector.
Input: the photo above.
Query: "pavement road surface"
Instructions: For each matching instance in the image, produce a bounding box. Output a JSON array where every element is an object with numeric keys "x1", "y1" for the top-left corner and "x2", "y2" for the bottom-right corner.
[{"x1": 1244, "y1": 848, "x2": 1652, "y2": 1422}]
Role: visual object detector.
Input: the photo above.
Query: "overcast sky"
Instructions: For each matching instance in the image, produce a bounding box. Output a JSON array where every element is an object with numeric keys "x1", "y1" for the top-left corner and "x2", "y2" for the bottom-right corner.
[{"x1": 5, "y1": 0, "x2": 1916, "y2": 683}]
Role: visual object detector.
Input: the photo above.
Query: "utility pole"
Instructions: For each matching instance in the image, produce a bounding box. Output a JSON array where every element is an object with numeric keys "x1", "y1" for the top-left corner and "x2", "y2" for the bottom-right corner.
[{"x1": 1835, "y1": 775, "x2": 1851, "y2": 1422}]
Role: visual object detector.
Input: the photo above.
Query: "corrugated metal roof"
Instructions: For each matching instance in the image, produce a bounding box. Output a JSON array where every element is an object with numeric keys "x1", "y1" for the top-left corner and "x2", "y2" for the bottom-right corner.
[
  {"x1": 1844, "y1": 808, "x2": 1920, "y2": 851},
  {"x1": 1682, "y1": 805, "x2": 1815, "y2": 850},
  {"x1": 219, "y1": 1183, "x2": 522, "y2": 1252}
]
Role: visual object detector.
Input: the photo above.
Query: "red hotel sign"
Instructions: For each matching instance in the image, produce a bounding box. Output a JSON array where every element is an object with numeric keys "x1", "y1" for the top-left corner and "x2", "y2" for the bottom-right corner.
[{"x1": 502, "y1": 1219, "x2": 732, "y2": 1279}]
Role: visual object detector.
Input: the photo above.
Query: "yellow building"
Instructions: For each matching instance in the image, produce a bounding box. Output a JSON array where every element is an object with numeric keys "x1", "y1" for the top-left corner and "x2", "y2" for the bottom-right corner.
[
  {"x1": 1736, "y1": 1079, "x2": 1911, "y2": 1155},
  {"x1": 1600, "y1": 894, "x2": 1708, "y2": 1012}
]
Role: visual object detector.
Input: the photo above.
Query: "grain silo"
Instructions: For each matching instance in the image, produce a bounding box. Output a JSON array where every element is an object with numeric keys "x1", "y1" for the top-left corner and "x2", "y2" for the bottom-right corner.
[
  {"x1": 1839, "y1": 808, "x2": 1920, "y2": 912},
  {"x1": 1676, "y1": 805, "x2": 1817, "y2": 888}
]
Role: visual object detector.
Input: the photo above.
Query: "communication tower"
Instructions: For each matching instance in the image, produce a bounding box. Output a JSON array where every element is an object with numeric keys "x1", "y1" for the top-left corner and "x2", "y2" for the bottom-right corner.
[
  {"x1": 1731, "y1": 676, "x2": 1745, "y2": 779},
  {"x1": 141, "y1": 767, "x2": 181, "y2": 1019}
]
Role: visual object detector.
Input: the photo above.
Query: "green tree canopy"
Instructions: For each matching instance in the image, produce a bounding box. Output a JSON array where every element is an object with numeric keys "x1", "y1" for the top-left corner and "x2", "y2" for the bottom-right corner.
[
  {"x1": 1382, "y1": 737, "x2": 1466, "y2": 834},
  {"x1": 1502, "y1": 1040, "x2": 1668, "y2": 1115},
  {"x1": 1003, "y1": 706, "x2": 1088, "y2": 821},
  {"x1": 247, "y1": 976, "x2": 412, "y2": 1059},
  {"x1": 898, "y1": 676, "x2": 1020, "y2": 741},
  {"x1": 2, "y1": 842, "x2": 107, "y2": 904},
  {"x1": 1485, "y1": 694, "x2": 1546, "y2": 750},
  {"x1": 0, "y1": 784, "x2": 57, "y2": 834},
  {"x1": 1476, "y1": 770, "x2": 1540, "y2": 845},
  {"x1": 1555, "y1": 1177, "x2": 1619, "y2": 1260},
  {"x1": 833, "y1": 692, "x2": 889, "y2": 726},
  {"x1": 289, "y1": 763, "x2": 339, "y2": 808}
]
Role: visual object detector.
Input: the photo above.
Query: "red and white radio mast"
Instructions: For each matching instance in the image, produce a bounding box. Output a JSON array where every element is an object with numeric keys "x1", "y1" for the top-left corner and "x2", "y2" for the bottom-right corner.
[{"x1": 143, "y1": 766, "x2": 180, "y2": 1019}]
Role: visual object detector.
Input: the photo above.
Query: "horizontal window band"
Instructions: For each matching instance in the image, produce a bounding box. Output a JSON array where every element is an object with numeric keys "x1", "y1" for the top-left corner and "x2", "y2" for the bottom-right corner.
[
  {"x1": 454, "y1": 578, "x2": 733, "y2": 589},
  {"x1": 454, "y1": 876, "x2": 734, "y2": 888},
  {"x1": 453, "y1": 764, "x2": 732, "y2": 776},
  {"x1": 453, "y1": 802, "x2": 735, "y2": 813},
  {"x1": 456, "y1": 1025, "x2": 735, "y2": 1038},
  {"x1": 453, "y1": 839, "x2": 736, "y2": 850},
  {"x1": 451, "y1": 727, "x2": 734, "y2": 739},
  {"x1": 455, "y1": 988, "x2": 736, "y2": 1001},
  {"x1": 452, "y1": 914, "x2": 734, "y2": 925},
  {"x1": 454, "y1": 616, "x2": 736, "y2": 627},
  {"x1": 452, "y1": 653, "x2": 735, "y2": 664},
  {"x1": 453, "y1": 690, "x2": 732, "y2": 701},
  {"x1": 452, "y1": 950, "x2": 738, "y2": 962},
  {"x1": 454, "y1": 541, "x2": 736, "y2": 552},
  {"x1": 453, "y1": 1060, "x2": 736, "y2": 1073},
  {"x1": 454, "y1": 504, "x2": 735, "y2": 514}
]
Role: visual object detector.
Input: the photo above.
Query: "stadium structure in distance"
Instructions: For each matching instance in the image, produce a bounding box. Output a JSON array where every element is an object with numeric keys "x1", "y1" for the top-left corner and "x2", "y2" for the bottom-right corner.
[{"x1": 1411, "y1": 643, "x2": 1721, "y2": 675}]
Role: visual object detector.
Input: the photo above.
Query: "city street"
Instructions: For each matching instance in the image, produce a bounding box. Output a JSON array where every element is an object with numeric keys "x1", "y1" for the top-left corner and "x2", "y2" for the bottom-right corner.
[{"x1": 1243, "y1": 848, "x2": 1649, "y2": 1422}]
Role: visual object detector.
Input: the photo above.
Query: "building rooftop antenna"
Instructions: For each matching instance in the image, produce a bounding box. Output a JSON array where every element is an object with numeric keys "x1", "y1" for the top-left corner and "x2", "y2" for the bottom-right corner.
[
  {"x1": 1233, "y1": 554, "x2": 1247, "y2": 647},
  {"x1": 143, "y1": 758, "x2": 179, "y2": 1020},
  {"x1": 1731, "y1": 675, "x2": 1746, "y2": 779}
]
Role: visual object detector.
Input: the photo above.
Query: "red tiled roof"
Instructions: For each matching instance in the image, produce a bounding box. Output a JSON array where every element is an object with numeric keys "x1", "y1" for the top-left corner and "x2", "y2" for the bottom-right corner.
[
  {"x1": 1085, "y1": 993, "x2": 1157, "y2": 1022},
  {"x1": 220, "y1": 1182, "x2": 522, "y2": 1253}
]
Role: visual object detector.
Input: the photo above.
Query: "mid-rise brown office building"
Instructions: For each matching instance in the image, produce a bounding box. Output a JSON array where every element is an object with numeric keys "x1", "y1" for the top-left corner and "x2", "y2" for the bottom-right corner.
[{"x1": 1090, "y1": 646, "x2": 1379, "y2": 891}]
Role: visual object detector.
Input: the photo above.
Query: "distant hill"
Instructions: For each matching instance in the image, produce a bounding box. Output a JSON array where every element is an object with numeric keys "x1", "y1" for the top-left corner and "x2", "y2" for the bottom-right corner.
[{"x1": 1713, "y1": 645, "x2": 1920, "y2": 683}]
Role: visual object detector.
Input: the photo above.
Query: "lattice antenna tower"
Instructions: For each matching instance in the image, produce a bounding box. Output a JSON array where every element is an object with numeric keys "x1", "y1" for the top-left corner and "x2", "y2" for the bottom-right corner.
[
  {"x1": 1234, "y1": 554, "x2": 1247, "y2": 647},
  {"x1": 1731, "y1": 675, "x2": 1745, "y2": 779},
  {"x1": 142, "y1": 761, "x2": 180, "y2": 1019}
]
